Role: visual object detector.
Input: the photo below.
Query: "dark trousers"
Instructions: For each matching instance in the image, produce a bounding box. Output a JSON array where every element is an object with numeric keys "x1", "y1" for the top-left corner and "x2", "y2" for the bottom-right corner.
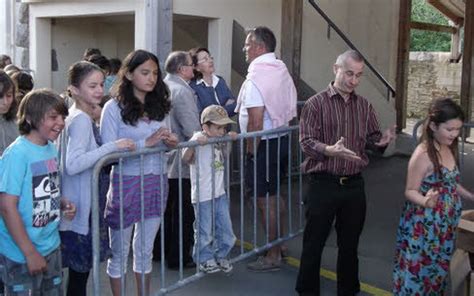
[
  {"x1": 295, "y1": 173, "x2": 366, "y2": 296},
  {"x1": 66, "y1": 269, "x2": 89, "y2": 296},
  {"x1": 153, "y1": 178, "x2": 195, "y2": 267}
]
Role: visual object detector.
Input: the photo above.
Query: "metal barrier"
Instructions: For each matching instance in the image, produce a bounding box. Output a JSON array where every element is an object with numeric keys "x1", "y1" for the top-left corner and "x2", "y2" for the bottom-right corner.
[{"x1": 90, "y1": 125, "x2": 304, "y2": 295}]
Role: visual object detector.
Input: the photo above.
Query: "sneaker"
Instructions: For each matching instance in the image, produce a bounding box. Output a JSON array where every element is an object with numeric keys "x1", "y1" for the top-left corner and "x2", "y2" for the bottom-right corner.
[
  {"x1": 199, "y1": 259, "x2": 220, "y2": 274},
  {"x1": 217, "y1": 258, "x2": 233, "y2": 273},
  {"x1": 247, "y1": 256, "x2": 281, "y2": 272}
]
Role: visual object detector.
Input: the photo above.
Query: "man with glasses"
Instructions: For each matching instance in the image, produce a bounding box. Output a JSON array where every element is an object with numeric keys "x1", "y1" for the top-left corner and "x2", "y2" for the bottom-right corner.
[
  {"x1": 156, "y1": 51, "x2": 200, "y2": 269},
  {"x1": 236, "y1": 26, "x2": 297, "y2": 272},
  {"x1": 296, "y1": 49, "x2": 396, "y2": 295}
]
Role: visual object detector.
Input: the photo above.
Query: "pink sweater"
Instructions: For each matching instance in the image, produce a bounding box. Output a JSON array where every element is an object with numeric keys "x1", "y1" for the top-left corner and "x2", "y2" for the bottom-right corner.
[{"x1": 240, "y1": 59, "x2": 297, "y2": 128}]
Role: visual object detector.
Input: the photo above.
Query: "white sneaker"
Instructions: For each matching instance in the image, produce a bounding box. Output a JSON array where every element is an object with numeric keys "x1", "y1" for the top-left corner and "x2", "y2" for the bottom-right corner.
[
  {"x1": 200, "y1": 259, "x2": 220, "y2": 273},
  {"x1": 217, "y1": 258, "x2": 233, "y2": 273}
]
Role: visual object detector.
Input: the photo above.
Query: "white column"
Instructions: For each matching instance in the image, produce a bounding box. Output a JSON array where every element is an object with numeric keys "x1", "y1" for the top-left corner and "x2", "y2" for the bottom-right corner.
[
  {"x1": 136, "y1": 0, "x2": 172, "y2": 68},
  {"x1": 0, "y1": 0, "x2": 9, "y2": 55},
  {"x1": 29, "y1": 15, "x2": 51, "y2": 88},
  {"x1": 208, "y1": 18, "x2": 233, "y2": 83}
]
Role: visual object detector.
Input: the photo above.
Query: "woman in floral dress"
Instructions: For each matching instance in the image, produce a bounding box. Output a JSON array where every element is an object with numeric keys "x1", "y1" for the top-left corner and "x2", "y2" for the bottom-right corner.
[{"x1": 393, "y1": 98, "x2": 474, "y2": 295}]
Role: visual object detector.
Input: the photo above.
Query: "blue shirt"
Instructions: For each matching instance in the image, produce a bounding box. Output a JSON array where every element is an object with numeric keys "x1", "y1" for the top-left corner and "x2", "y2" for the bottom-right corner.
[
  {"x1": 190, "y1": 75, "x2": 236, "y2": 117},
  {"x1": 0, "y1": 136, "x2": 61, "y2": 263}
]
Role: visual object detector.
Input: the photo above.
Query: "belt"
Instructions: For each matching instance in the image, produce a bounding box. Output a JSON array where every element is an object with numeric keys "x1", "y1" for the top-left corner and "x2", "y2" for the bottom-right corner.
[{"x1": 311, "y1": 172, "x2": 362, "y2": 186}]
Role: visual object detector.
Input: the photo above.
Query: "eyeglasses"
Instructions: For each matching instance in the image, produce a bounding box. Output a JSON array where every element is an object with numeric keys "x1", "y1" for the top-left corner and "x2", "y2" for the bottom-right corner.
[{"x1": 197, "y1": 56, "x2": 213, "y2": 64}]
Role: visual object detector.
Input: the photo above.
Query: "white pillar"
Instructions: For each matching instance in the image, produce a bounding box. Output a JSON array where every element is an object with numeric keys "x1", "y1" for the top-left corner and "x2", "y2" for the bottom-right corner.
[
  {"x1": 30, "y1": 16, "x2": 51, "y2": 88},
  {"x1": 135, "y1": 0, "x2": 172, "y2": 68},
  {"x1": 208, "y1": 18, "x2": 233, "y2": 83},
  {"x1": 0, "y1": 0, "x2": 14, "y2": 60}
]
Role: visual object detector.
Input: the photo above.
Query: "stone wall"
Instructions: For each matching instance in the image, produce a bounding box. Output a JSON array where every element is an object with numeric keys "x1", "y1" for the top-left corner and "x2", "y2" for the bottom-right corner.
[
  {"x1": 14, "y1": 3, "x2": 29, "y2": 69},
  {"x1": 407, "y1": 52, "x2": 462, "y2": 119}
]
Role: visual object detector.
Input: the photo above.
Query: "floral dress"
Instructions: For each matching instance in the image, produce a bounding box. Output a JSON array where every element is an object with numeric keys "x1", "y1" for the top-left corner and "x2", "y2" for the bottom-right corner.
[{"x1": 393, "y1": 166, "x2": 462, "y2": 295}]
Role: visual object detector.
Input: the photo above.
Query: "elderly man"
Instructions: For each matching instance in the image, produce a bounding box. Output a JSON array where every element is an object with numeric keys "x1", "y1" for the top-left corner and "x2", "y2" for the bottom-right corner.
[
  {"x1": 296, "y1": 49, "x2": 396, "y2": 296},
  {"x1": 155, "y1": 51, "x2": 200, "y2": 269},
  {"x1": 236, "y1": 26, "x2": 297, "y2": 272}
]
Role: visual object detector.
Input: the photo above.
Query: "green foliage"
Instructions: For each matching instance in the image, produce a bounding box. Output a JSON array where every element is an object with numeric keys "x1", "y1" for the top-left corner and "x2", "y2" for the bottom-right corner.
[{"x1": 410, "y1": 0, "x2": 451, "y2": 52}]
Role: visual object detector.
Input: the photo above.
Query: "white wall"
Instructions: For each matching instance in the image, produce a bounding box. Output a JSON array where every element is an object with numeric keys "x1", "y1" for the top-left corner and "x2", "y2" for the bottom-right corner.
[
  {"x1": 300, "y1": 0, "x2": 400, "y2": 131},
  {"x1": 1, "y1": 0, "x2": 16, "y2": 62},
  {"x1": 51, "y1": 17, "x2": 134, "y2": 92},
  {"x1": 28, "y1": 0, "x2": 136, "y2": 88},
  {"x1": 173, "y1": 0, "x2": 282, "y2": 84},
  {"x1": 0, "y1": 1, "x2": 9, "y2": 55},
  {"x1": 24, "y1": 0, "x2": 400, "y2": 131}
]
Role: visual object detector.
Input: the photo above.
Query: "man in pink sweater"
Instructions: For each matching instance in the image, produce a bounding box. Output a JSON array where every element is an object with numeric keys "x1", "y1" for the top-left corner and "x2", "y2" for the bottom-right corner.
[{"x1": 235, "y1": 26, "x2": 297, "y2": 272}]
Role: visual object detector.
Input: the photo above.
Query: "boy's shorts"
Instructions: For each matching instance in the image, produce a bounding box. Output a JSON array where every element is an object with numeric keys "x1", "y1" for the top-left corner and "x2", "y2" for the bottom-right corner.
[{"x1": 0, "y1": 248, "x2": 62, "y2": 296}]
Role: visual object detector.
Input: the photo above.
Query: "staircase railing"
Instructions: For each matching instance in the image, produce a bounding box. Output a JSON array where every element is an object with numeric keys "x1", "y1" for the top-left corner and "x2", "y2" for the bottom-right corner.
[{"x1": 308, "y1": 0, "x2": 396, "y2": 101}]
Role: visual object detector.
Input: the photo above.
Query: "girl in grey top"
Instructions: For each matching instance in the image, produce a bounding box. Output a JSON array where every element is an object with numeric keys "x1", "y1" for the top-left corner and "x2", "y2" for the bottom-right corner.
[{"x1": 59, "y1": 61, "x2": 135, "y2": 296}]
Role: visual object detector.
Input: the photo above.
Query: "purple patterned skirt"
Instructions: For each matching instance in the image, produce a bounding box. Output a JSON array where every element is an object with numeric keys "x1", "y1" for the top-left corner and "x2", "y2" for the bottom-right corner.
[{"x1": 105, "y1": 173, "x2": 168, "y2": 229}]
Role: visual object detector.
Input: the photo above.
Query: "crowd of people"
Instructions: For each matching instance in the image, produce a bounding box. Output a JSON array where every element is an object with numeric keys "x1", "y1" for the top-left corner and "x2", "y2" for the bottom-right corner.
[{"x1": 0, "y1": 24, "x2": 471, "y2": 296}]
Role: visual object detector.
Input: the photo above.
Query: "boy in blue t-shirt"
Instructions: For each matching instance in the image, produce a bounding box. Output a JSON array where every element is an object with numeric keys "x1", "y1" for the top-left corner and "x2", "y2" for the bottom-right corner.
[{"x1": 0, "y1": 89, "x2": 75, "y2": 295}]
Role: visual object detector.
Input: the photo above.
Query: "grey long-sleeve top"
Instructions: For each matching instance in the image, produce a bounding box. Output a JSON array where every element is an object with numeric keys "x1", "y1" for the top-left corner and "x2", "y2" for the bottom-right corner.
[
  {"x1": 100, "y1": 99, "x2": 169, "y2": 177},
  {"x1": 59, "y1": 105, "x2": 119, "y2": 235},
  {"x1": 164, "y1": 74, "x2": 201, "y2": 179},
  {"x1": 0, "y1": 117, "x2": 19, "y2": 155}
]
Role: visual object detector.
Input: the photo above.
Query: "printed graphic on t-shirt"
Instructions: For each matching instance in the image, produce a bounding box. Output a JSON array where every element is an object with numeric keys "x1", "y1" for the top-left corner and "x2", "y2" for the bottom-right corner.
[
  {"x1": 30, "y1": 158, "x2": 60, "y2": 227},
  {"x1": 212, "y1": 148, "x2": 224, "y2": 171}
]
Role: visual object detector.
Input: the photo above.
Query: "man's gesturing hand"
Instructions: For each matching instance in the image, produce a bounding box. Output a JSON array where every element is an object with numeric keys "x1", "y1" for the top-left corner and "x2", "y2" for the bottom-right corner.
[{"x1": 324, "y1": 137, "x2": 361, "y2": 162}]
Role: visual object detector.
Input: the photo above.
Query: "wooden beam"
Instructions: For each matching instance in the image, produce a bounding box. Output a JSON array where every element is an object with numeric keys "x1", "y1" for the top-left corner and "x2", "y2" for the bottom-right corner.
[
  {"x1": 460, "y1": 0, "x2": 473, "y2": 121},
  {"x1": 410, "y1": 21, "x2": 457, "y2": 34},
  {"x1": 396, "y1": 0, "x2": 412, "y2": 131},
  {"x1": 451, "y1": 23, "x2": 461, "y2": 61},
  {"x1": 281, "y1": 0, "x2": 302, "y2": 86},
  {"x1": 427, "y1": 0, "x2": 464, "y2": 25}
]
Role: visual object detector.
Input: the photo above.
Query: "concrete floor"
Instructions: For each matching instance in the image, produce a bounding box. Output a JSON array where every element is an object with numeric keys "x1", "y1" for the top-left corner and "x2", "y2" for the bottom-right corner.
[{"x1": 84, "y1": 128, "x2": 474, "y2": 295}]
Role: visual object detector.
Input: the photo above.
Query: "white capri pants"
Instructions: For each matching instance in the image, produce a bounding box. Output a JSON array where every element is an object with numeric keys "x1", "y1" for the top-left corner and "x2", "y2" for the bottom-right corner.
[{"x1": 107, "y1": 217, "x2": 160, "y2": 278}]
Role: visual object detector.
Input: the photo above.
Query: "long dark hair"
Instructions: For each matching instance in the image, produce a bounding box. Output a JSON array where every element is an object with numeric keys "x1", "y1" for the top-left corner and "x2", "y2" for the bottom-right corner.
[
  {"x1": 0, "y1": 70, "x2": 17, "y2": 121},
  {"x1": 112, "y1": 50, "x2": 170, "y2": 125},
  {"x1": 421, "y1": 98, "x2": 464, "y2": 177}
]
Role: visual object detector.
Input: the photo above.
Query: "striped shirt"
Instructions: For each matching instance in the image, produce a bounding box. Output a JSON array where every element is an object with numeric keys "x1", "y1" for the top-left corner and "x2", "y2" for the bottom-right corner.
[{"x1": 299, "y1": 83, "x2": 382, "y2": 175}]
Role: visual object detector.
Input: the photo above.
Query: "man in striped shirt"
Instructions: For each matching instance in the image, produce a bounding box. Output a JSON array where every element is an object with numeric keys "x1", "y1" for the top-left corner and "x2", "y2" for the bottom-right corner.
[{"x1": 295, "y1": 50, "x2": 396, "y2": 296}]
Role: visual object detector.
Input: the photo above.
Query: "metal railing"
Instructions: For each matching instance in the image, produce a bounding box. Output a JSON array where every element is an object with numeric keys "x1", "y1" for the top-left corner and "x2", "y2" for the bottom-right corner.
[
  {"x1": 307, "y1": 0, "x2": 396, "y2": 101},
  {"x1": 90, "y1": 126, "x2": 304, "y2": 295}
]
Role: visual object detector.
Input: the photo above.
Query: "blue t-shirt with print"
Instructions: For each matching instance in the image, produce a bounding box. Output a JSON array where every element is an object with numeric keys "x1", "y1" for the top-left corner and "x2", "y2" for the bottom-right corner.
[{"x1": 0, "y1": 136, "x2": 61, "y2": 263}]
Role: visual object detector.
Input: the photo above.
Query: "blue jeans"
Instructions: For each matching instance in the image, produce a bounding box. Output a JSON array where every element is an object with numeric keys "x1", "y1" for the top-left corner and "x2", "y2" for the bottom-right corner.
[{"x1": 193, "y1": 195, "x2": 236, "y2": 264}]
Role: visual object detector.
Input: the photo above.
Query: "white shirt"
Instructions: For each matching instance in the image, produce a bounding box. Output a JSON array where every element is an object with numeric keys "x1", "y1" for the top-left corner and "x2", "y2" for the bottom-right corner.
[{"x1": 189, "y1": 132, "x2": 226, "y2": 203}]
